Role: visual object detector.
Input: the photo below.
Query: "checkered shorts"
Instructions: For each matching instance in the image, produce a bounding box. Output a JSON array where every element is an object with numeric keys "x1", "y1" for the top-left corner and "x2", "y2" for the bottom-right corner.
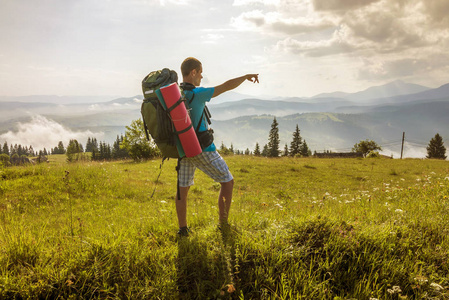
[{"x1": 178, "y1": 151, "x2": 233, "y2": 187}]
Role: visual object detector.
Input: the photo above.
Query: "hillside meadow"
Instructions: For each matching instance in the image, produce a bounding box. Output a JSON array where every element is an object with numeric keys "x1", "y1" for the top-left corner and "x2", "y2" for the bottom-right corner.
[{"x1": 0, "y1": 155, "x2": 448, "y2": 299}]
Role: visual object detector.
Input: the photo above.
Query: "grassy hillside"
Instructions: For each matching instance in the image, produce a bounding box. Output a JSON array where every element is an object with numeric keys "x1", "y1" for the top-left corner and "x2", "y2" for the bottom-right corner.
[{"x1": 1, "y1": 156, "x2": 448, "y2": 299}]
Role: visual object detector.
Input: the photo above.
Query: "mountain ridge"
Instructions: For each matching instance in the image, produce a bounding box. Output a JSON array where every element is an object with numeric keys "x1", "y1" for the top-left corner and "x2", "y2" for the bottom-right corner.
[{"x1": 1, "y1": 80, "x2": 448, "y2": 158}]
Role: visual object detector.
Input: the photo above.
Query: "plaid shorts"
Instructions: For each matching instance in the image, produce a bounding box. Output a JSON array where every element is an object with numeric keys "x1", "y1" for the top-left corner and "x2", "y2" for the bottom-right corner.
[{"x1": 178, "y1": 151, "x2": 233, "y2": 187}]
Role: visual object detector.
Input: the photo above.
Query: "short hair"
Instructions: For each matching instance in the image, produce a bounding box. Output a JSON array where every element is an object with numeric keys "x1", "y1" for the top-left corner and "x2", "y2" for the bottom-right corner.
[{"x1": 181, "y1": 57, "x2": 202, "y2": 77}]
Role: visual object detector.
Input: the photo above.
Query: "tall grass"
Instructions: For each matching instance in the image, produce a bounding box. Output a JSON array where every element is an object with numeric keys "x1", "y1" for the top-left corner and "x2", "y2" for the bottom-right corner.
[{"x1": 0, "y1": 156, "x2": 448, "y2": 299}]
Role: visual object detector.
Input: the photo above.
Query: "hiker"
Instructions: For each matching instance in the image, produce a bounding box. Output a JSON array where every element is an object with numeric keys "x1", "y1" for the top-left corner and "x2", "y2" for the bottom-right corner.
[{"x1": 176, "y1": 57, "x2": 259, "y2": 236}]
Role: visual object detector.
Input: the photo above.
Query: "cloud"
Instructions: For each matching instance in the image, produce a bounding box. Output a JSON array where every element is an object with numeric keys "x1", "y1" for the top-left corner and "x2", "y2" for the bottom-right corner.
[
  {"x1": 311, "y1": 0, "x2": 381, "y2": 11},
  {"x1": 357, "y1": 52, "x2": 449, "y2": 80},
  {"x1": 382, "y1": 142, "x2": 427, "y2": 158},
  {"x1": 235, "y1": 0, "x2": 448, "y2": 59},
  {"x1": 233, "y1": 0, "x2": 280, "y2": 5},
  {"x1": 422, "y1": 0, "x2": 449, "y2": 26},
  {"x1": 231, "y1": 10, "x2": 334, "y2": 35},
  {"x1": 201, "y1": 33, "x2": 225, "y2": 44},
  {"x1": 0, "y1": 115, "x2": 104, "y2": 151},
  {"x1": 158, "y1": 0, "x2": 190, "y2": 5},
  {"x1": 275, "y1": 25, "x2": 360, "y2": 57}
]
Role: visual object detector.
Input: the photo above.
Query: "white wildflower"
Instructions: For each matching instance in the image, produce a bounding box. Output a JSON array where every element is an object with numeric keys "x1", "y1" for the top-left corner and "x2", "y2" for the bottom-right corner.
[
  {"x1": 414, "y1": 276, "x2": 428, "y2": 284},
  {"x1": 387, "y1": 286, "x2": 402, "y2": 294},
  {"x1": 430, "y1": 283, "x2": 443, "y2": 291},
  {"x1": 160, "y1": 200, "x2": 167, "y2": 204},
  {"x1": 395, "y1": 209, "x2": 404, "y2": 214}
]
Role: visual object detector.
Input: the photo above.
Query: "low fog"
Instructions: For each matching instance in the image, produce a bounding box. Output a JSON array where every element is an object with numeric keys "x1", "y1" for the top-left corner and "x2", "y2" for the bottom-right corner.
[
  {"x1": 0, "y1": 115, "x2": 104, "y2": 152},
  {"x1": 381, "y1": 142, "x2": 428, "y2": 159}
]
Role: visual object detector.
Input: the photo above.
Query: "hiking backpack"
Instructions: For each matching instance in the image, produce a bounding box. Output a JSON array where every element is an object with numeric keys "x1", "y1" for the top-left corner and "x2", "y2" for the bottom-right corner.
[
  {"x1": 141, "y1": 68, "x2": 180, "y2": 158},
  {"x1": 141, "y1": 68, "x2": 214, "y2": 199},
  {"x1": 141, "y1": 68, "x2": 213, "y2": 159}
]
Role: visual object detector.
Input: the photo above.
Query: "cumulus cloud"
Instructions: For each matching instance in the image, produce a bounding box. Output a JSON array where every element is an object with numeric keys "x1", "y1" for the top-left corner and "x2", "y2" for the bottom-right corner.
[
  {"x1": 234, "y1": 0, "x2": 448, "y2": 58},
  {"x1": 0, "y1": 115, "x2": 104, "y2": 151}
]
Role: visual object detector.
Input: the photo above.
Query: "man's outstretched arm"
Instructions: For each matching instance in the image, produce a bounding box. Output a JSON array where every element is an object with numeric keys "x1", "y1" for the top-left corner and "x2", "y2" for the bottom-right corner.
[{"x1": 212, "y1": 74, "x2": 259, "y2": 98}]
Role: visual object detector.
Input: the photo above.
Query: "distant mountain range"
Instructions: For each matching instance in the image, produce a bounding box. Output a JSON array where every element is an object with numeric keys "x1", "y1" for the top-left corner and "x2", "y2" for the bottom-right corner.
[
  {"x1": 311, "y1": 80, "x2": 430, "y2": 102},
  {"x1": 1, "y1": 80, "x2": 448, "y2": 158}
]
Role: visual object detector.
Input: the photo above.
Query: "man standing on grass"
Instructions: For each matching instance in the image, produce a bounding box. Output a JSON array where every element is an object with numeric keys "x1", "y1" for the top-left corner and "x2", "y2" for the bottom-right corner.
[{"x1": 176, "y1": 57, "x2": 259, "y2": 236}]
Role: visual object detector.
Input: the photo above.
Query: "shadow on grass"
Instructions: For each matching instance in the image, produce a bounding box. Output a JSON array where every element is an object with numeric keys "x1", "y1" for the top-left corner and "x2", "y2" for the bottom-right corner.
[{"x1": 176, "y1": 228, "x2": 237, "y2": 299}]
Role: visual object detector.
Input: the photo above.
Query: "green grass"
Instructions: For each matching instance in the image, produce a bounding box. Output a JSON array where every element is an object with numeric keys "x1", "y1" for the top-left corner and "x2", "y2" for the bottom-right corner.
[{"x1": 1, "y1": 156, "x2": 448, "y2": 299}]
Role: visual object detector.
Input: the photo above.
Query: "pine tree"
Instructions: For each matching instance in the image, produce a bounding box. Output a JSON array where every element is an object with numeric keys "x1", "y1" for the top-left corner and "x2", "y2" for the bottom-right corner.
[
  {"x1": 299, "y1": 139, "x2": 310, "y2": 157},
  {"x1": 289, "y1": 124, "x2": 302, "y2": 157},
  {"x1": 426, "y1": 133, "x2": 447, "y2": 159},
  {"x1": 112, "y1": 135, "x2": 121, "y2": 158},
  {"x1": 267, "y1": 117, "x2": 280, "y2": 157},
  {"x1": 262, "y1": 144, "x2": 268, "y2": 157},
  {"x1": 66, "y1": 139, "x2": 82, "y2": 162},
  {"x1": 2, "y1": 142, "x2": 9, "y2": 156},
  {"x1": 254, "y1": 143, "x2": 261, "y2": 156},
  {"x1": 283, "y1": 144, "x2": 289, "y2": 156},
  {"x1": 57, "y1": 141, "x2": 65, "y2": 154},
  {"x1": 85, "y1": 137, "x2": 93, "y2": 152}
]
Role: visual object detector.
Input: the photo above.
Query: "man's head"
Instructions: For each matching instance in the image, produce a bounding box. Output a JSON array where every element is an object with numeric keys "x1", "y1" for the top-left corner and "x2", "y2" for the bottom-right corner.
[{"x1": 181, "y1": 57, "x2": 203, "y2": 86}]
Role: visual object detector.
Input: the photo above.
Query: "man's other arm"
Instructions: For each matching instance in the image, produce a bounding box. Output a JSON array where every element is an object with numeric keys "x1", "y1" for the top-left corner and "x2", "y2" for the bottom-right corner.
[{"x1": 212, "y1": 74, "x2": 259, "y2": 98}]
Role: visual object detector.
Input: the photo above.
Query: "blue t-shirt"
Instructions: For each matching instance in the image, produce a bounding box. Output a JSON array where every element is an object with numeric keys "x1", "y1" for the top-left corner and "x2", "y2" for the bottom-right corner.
[{"x1": 183, "y1": 86, "x2": 216, "y2": 152}]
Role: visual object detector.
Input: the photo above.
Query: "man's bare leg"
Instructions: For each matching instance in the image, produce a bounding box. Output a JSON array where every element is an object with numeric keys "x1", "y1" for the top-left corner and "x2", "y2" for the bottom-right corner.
[
  {"x1": 176, "y1": 186, "x2": 190, "y2": 228},
  {"x1": 218, "y1": 179, "x2": 234, "y2": 224}
]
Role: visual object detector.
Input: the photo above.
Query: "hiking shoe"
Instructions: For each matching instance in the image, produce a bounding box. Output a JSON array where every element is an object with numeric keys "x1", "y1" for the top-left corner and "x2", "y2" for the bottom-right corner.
[{"x1": 177, "y1": 226, "x2": 190, "y2": 237}]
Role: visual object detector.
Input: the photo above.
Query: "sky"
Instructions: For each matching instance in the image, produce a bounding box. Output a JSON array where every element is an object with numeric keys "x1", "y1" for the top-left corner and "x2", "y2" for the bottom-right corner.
[{"x1": 1, "y1": 0, "x2": 449, "y2": 99}]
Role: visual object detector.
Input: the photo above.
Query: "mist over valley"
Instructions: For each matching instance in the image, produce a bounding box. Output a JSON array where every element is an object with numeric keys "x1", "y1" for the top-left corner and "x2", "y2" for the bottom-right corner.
[{"x1": 1, "y1": 81, "x2": 448, "y2": 159}]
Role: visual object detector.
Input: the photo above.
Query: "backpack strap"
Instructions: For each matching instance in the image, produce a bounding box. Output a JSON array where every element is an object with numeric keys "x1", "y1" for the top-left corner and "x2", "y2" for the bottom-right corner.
[
  {"x1": 150, "y1": 157, "x2": 167, "y2": 198},
  {"x1": 179, "y1": 82, "x2": 212, "y2": 133},
  {"x1": 176, "y1": 157, "x2": 184, "y2": 200},
  {"x1": 166, "y1": 96, "x2": 185, "y2": 114},
  {"x1": 141, "y1": 103, "x2": 151, "y2": 141}
]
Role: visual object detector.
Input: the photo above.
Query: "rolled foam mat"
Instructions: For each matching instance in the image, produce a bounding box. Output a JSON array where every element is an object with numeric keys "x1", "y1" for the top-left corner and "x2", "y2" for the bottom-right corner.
[{"x1": 159, "y1": 83, "x2": 202, "y2": 157}]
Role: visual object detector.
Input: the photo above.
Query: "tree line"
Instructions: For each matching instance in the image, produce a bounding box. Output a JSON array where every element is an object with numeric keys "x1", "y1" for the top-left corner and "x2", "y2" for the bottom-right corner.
[
  {"x1": 118, "y1": 118, "x2": 312, "y2": 161},
  {"x1": 1, "y1": 119, "x2": 446, "y2": 166},
  {"x1": 0, "y1": 135, "x2": 131, "y2": 166},
  {"x1": 0, "y1": 142, "x2": 48, "y2": 166},
  {"x1": 64, "y1": 135, "x2": 130, "y2": 162}
]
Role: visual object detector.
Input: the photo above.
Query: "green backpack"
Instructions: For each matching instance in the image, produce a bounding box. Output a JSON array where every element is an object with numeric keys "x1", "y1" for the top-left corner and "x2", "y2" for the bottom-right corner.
[{"x1": 141, "y1": 68, "x2": 180, "y2": 159}]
